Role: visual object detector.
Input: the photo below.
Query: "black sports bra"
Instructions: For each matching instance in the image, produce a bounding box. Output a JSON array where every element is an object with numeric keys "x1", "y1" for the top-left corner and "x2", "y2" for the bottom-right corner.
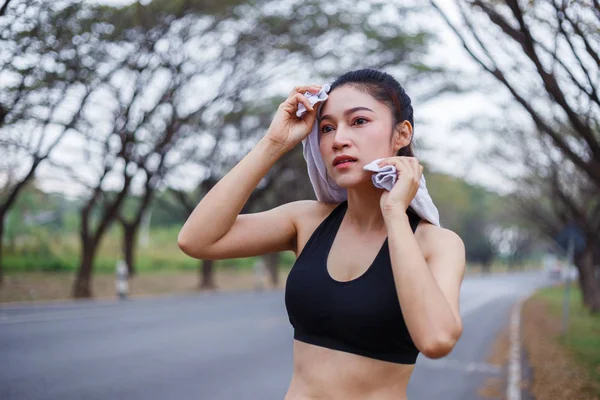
[{"x1": 285, "y1": 201, "x2": 421, "y2": 364}]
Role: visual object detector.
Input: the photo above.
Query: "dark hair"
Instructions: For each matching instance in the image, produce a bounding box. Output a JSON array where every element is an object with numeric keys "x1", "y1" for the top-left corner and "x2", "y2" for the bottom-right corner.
[{"x1": 328, "y1": 69, "x2": 415, "y2": 157}]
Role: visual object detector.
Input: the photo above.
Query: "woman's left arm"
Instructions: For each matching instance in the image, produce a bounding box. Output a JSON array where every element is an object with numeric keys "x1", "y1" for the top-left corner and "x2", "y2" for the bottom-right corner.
[
  {"x1": 385, "y1": 216, "x2": 465, "y2": 359},
  {"x1": 377, "y1": 156, "x2": 465, "y2": 359}
]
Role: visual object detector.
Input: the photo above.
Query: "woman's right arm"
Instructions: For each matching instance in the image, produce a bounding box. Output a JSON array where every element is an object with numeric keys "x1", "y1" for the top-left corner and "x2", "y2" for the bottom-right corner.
[{"x1": 177, "y1": 85, "x2": 322, "y2": 260}]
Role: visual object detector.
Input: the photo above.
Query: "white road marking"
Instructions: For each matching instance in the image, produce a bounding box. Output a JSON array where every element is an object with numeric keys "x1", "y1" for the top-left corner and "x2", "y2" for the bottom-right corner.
[
  {"x1": 507, "y1": 299, "x2": 523, "y2": 400},
  {"x1": 418, "y1": 357, "x2": 502, "y2": 374}
]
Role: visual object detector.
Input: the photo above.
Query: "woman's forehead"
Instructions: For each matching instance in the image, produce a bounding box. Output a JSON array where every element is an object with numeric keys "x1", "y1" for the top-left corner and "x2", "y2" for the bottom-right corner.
[{"x1": 321, "y1": 85, "x2": 383, "y2": 115}]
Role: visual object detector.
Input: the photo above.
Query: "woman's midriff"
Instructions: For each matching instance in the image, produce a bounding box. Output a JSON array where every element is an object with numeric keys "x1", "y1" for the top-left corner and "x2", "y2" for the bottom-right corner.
[{"x1": 284, "y1": 340, "x2": 415, "y2": 400}]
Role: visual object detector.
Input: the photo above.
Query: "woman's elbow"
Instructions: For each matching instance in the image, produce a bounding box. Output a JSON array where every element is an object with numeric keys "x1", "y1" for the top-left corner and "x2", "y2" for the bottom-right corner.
[
  {"x1": 177, "y1": 233, "x2": 191, "y2": 255},
  {"x1": 177, "y1": 230, "x2": 202, "y2": 258},
  {"x1": 420, "y1": 339, "x2": 455, "y2": 359},
  {"x1": 419, "y1": 325, "x2": 463, "y2": 359}
]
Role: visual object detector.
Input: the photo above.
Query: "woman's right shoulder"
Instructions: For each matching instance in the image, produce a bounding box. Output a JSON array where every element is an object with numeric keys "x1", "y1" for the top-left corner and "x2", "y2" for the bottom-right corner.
[
  {"x1": 282, "y1": 200, "x2": 339, "y2": 227},
  {"x1": 280, "y1": 200, "x2": 340, "y2": 256}
]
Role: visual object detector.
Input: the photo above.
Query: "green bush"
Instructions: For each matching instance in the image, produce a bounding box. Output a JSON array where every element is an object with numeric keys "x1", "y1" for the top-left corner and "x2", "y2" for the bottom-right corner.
[
  {"x1": 4, "y1": 253, "x2": 74, "y2": 272},
  {"x1": 4, "y1": 226, "x2": 299, "y2": 273}
]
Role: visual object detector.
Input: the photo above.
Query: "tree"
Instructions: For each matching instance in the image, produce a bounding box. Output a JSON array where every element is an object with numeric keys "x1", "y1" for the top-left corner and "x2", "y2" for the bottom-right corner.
[
  {"x1": 69, "y1": 0, "x2": 237, "y2": 297},
  {"x1": 511, "y1": 132, "x2": 600, "y2": 310},
  {"x1": 117, "y1": 163, "x2": 166, "y2": 277},
  {"x1": 425, "y1": 171, "x2": 506, "y2": 269},
  {"x1": 431, "y1": 0, "x2": 600, "y2": 185},
  {"x1": 0, "y1": 0, "x2": 115, "y2": 285},
  {"x1": 3, "y1": 0, "x2": 457, "y2": 295},
  {"x1": 163, "y1": 0, "x2": 457, "y2": 287},
  {"x1": 469, "y1": 108, "x2": 600, "y2": 309},
  {"x1": 431, "y1": 0, "x2": 600, "y2": 310}
]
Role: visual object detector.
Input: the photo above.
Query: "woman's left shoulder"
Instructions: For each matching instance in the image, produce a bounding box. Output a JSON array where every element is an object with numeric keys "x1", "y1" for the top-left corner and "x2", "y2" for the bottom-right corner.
[{"x1": 415, "y1": 221, "x2": 465, "y2": 257}]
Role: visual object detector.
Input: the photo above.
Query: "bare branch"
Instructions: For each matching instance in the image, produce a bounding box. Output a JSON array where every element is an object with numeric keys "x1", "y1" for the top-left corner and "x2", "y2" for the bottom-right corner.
[
  {"x1": 559, "y1": 0, "x2": 600, "y2": 67},
  {"x1": 502, "y1": 0, "x2": 600, "y2": 158},
  {"x1": 536, "y1": 39, "x2": 600, "y2": 107},
  {"x1": 431, "y1": 0, "x2": 600, "y2": 185},
  {"x1": 552, "y1": 0, "x2": 600, "y2": 105},
  {"x1": 0, "y1": 0, "x2": 14, "y2": 17}
]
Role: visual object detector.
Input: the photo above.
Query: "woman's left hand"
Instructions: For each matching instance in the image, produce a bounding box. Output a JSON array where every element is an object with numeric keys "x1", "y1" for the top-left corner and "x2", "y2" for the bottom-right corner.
[{"x1": 378, "y1": 156, "x2": 423, "y2": 218}]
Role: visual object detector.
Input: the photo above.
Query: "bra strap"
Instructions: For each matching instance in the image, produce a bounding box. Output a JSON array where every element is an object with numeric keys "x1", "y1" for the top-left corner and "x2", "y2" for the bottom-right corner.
[{"x1": 406, "y1": 206, "x2": 421, "y2": 233}]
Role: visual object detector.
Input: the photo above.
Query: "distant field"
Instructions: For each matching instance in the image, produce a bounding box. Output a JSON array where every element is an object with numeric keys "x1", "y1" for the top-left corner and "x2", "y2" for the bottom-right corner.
[
  {"x1": 2, "y1": 225, "x2": 539, "y2": 303},
  {"x1": 4, "y1": 225, "x2": 537, "y2": 274},
  {"x1": 3, "y1": 226, "x2": 298, "y2": 273}
]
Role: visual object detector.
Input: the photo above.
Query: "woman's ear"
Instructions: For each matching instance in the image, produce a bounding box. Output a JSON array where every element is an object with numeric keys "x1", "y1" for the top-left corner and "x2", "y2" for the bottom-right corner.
[{"x1": 392, "y1": 121, "x2": 413, "y2": 152}]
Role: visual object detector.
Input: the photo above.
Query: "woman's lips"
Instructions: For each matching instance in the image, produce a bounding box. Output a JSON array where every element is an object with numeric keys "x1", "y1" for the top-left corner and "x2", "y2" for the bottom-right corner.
[{"x1": 334, "y1": 160, "x2": 356, "y2": 169}]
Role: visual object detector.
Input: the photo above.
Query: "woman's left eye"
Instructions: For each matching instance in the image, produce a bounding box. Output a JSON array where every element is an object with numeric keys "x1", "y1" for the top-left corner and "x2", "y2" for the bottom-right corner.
[{"x1": 353, "y1": 117, "x2": 368, "y2": 125}]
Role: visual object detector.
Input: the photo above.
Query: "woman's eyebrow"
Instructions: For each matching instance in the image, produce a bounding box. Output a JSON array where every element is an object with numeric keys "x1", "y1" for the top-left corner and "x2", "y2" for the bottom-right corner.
[{"x1": 320, "y1": 107, "x2": 374, "y2": 122}]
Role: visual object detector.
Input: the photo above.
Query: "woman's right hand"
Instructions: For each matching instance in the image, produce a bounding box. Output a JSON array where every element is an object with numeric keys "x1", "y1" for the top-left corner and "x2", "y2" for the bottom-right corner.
[{"x1": 264, "y1": 85, "x2": 322, "y2": 153}]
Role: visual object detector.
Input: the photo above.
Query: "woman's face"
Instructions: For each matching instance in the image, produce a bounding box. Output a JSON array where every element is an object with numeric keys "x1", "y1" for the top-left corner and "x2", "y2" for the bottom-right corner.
[{"x1": 318, "y1": 85, "x2": 399, "y2": 189}]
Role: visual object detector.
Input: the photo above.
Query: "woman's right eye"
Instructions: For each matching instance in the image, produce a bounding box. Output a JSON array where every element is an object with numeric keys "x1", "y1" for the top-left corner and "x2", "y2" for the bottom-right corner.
[{"x1": 321, "y1": 125, "x2": 334, "y2": 134}]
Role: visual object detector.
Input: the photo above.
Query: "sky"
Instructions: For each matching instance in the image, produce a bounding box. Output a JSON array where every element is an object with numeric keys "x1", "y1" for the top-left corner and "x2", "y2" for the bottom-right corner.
[{"x1": 26, "y1": 0, "x2": 525, "y2": 196}]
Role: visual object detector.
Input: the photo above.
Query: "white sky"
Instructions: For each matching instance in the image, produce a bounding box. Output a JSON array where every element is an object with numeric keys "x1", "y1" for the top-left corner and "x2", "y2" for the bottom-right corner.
[{"x1": 30, "y1": 0, "x2": 524, "y2": 196}]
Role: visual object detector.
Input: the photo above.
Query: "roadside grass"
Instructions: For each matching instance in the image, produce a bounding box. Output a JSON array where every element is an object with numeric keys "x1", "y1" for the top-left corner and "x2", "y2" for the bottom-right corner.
[
  {"x1": 0, "y1": 267, "x2": 293, "y2": 303},
  {"x1": 535, "y1": 285, "x2": 600, "y2": 389},
  {"x1": 521, "y1": 284, "x2": 600, "y2": 399}
]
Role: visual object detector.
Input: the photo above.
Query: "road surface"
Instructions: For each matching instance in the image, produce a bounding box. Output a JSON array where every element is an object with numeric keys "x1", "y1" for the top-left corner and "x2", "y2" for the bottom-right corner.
[{"x1": 0, "y1": 271, "x2": 550, "y2": 399}]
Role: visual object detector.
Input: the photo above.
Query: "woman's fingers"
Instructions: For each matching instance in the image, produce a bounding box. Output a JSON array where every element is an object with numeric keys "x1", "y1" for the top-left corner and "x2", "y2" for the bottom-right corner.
[
  {"x1": 281, "y1": 93, "x2": 314, "y2": 114},
  {"x1": 294, "y1": 93, "x2": 314, "y2": 112},
  {"x1": 279, "y1": 84, "x2": 322, "y2": 117},
  {"x1": 279, "y1": 92, "x2": 308, "y2": 112},
  {"x1": 378, "y1": 157, "x2": 422, "y2": 180},
  {"x1": 289, "y1": 85, "x2": 322, "y2": 96},
  {"x1": 405, "y1": 159, "x2": 422, "y2": 181}
]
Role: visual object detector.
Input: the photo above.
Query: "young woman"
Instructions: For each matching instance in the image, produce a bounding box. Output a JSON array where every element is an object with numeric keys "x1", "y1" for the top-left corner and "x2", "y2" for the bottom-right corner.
[{"x1": 178, "y1": 69, "x2": 465, "y2": 400}]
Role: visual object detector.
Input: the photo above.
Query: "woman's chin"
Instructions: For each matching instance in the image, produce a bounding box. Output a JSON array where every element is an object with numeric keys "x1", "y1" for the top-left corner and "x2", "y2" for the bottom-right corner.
[{"x1": 331, "y1": 175, "x2": 372, "y2": 190}]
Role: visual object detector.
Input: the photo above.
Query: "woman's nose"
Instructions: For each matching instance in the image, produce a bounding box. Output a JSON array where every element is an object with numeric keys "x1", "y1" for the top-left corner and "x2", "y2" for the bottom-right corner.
[{"x1": 332, "y1": 126, "x2": 352, "y2": 150}]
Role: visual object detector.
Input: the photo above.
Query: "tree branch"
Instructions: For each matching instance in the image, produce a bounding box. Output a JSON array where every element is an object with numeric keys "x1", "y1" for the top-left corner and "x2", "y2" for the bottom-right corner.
[
  {"x1": 559, "y1": 0, "x2": 600, "y2": 67},
  {"x1": 0, "y1": 0, "x2": 14, "y2": 18},
  {"x1": 552, "y1": 0, "x2": 600, "y2": 106},
  {"x1": 431, "y1": 0, "x2": 600, "y2": 185},
  {"x1": 502, "y1": 0, "x2": 600, "y2": 159}
]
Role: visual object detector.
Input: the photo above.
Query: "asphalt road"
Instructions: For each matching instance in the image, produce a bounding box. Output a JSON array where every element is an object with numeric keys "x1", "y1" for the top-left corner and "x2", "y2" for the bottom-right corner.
[{"x1": 0, "y1": 271, "x2": 551, "y2": 400}]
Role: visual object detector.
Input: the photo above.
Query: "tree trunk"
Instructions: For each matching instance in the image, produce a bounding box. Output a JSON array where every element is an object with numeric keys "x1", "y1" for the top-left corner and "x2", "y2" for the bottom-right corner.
[
  {"x1": 73, "y1": 238, "x2": 96, "y2": 298},
  {"x1": 198, "y1": 259, "x2": 216, "y2": 290},
  {"x1": 263, "y1": 252, "x2": 280, "y2": 287},
  {"x1": 593, "y1": 247, "x2": 600, "y2": 313},
  {"x1": 122, "y1": 224, "x2": 137, "y2": 277},
  {"x1": 481, "y1": 262, "x2": 491, "y2": 275},
  {"x1": 576, "y1": 256, "x2": 591, "y2": 306},
  {"x1": 575, "y1": 243, "x2": 600, "y2": 313},
  {"x1": 0, "y1": 215, "x2": 4, "y2": 286}
]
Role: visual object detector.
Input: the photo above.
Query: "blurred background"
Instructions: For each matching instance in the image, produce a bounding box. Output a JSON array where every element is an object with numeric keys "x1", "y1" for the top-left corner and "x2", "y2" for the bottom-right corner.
[
  {"x1": 0, "y1": 0, "x2": 598, "y2": 399},
  {"x1": 1, "y1": 0, "x2": 597, "y2": 304}
]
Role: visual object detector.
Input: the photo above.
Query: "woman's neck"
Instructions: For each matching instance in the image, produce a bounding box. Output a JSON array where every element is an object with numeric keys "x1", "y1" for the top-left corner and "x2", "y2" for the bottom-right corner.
[{"x1": 345, "y1": 183, "x2": 387, "y2": 234}]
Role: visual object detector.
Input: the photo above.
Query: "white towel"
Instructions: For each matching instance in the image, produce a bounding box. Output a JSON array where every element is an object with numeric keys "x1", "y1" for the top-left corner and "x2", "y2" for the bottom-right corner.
[
  {"x1": 363, "y1": 159, "x2": 441, "y2": 226},
  {"x1": 297, "y1": 85, "x2": 441, "y2": 227}
]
